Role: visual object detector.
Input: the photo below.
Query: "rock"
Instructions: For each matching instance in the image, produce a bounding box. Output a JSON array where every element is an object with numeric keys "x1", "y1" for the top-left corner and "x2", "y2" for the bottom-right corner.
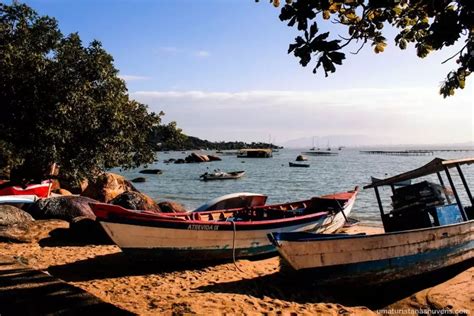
[
  {"x1": 207, "y1": 155, "x2": 222, "y2": 161},
  {"x1": 139, "y1": 169, "x2": 162, "y2": 175},
  {"x1": 185, "y1": 153, "x2": 209, "y2": 163},
  {"x1": 131, "y1": 177, "x2": 146, "y2": 183},
  {"x1": 0, "y1": 205, "x2": 34, "y2": 226},
  {"x1": 53, "y1": 188, "x2": 73, "y2": 196},
  {"x1": 174, "y1": 159, "x2": 186, "y2": 164},
  {"x1": 82, "y1": 172, "x2": 137, "y2": 202},
  {"x1": 60, "y1": 178, "x2": 89, "y2": 194},
  {"x1": 296, "y1": 155, "x2": 308, "y2": 161},
  {"x1": 28, "y1": 196, "x2": 97, "y2": 222},
  {"x1": 110, "y1": 191, "x2": 160, "y2": 211},
  {"x1": 50, "y1": 179, "x2": 61, "y2": 191},
  {"x1": 0, "y1": 219, "x2": 68, "y2": 243},
  {"x1": 158, "y1": 201, "x2": 187, "y2": 213}
]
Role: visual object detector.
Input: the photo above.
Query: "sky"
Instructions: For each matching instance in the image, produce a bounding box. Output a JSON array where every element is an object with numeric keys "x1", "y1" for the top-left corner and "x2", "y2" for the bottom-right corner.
[{"x1": 21, "y1": 0, "x2": 473, "y2": 146}]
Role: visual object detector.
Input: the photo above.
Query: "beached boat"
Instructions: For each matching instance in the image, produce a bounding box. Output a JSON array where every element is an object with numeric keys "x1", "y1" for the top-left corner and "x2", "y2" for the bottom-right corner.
[
  {"x1": 200, "y1": 170, "x2": 245, "y2": 181},
  {"x1": 0, "y1": 195, "x2": 39, "y2": 204},
  {"x1": 0, "y1": 180, "x2": 52, "y2": 198},
  {"x1": 90, "y1": 187, "x2": 359, "y2": 261},
  {"x1": 193, "y1": 192, "x2": 267, "y2": 212},
  {"x1": 270, "y1": 158, "x2": 474, "y2": 285},
  {"x1": 289, "y1": 162, "x2": 310, "y2": 168}
]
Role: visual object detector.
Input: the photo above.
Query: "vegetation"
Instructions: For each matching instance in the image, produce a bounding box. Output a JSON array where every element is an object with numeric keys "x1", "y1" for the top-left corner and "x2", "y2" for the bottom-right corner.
[
  {"x1": 0, "y1": 3, "x2": 162, "y2": 182},
  {"x1": 149, "y1": 123, "x2": 280, "y2": 151},
  {"x1": 265, "y1": 0, "x2": 472, "y2": 97}
]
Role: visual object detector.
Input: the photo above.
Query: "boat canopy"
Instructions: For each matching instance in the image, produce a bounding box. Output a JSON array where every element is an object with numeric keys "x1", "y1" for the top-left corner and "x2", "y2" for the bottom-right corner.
[{"x1": 364, "y1": 157, "x2": 474, "y2": 189}]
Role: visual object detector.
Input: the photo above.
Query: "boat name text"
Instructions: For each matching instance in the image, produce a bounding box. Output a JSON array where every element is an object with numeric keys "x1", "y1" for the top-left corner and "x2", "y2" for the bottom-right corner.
[{"x1": 187, "y1": 224, "x2": 219, "y2": 231}]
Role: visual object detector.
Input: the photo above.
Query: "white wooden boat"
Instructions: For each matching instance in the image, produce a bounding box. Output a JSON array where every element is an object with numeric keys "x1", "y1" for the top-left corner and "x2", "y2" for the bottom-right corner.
[
  {"x1": 270, "y1": 158, "x2": 474, "y2": 284},
  {"x1": 193, "y1": 192, "x2": 267, "y2": 212},
  {"x1": 90, "y1": 187, "x2": 359, "y2": 261},
  {"x1": 0, "y1": 195, "x2": 39, "y2": 204},
  {"x1": 200, "y1": 170, "x2": 245, "y2": 181}
]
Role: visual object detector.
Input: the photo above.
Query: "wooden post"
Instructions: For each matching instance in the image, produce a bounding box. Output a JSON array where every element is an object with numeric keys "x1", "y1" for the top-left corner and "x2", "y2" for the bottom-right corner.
[
  {"x1": 455, "y1": 163, "x2": 473, "y2": 206},
  {"x1": 444, "y1": 166, "x2": 468, "y2": 221},
  {"x1": 436, "y1": 172, "x2": 452, "y2": 204}
]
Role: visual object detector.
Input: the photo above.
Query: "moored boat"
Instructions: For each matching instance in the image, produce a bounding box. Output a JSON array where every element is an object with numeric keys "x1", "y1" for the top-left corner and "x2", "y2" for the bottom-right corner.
[
  {"x1": 90, "y1": 187, "x2": 359, "y2": 261},
  {"x1": 200, "y1": 170, "x2": 245, "y2": 181},
  {"x1": 270, "y1": 158, "x2": 474, "y2": 285},
  {"x1": 289, "y1": 162, "x2": 310, "y2": 168}
]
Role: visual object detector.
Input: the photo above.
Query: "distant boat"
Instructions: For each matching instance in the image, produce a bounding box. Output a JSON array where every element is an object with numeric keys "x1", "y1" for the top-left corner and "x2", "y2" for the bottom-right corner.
[
  {"x1": 90, "y1": 187, "x2": 359, "y2": 261},
  {"x1": 302, "y1": 151, "x2": 338, "y2": 156},
  {"x1": 200, "y1": 170, "x2": 245, "y2": 181},
  {"x1": 237, "y1": 149, "x2": 272, "y2": 158},
  {"x1": 289, "y1": 162, "x2": 310, "y2": 168},
  {"x1": 270, "y1": 157, "x2": 474, "y2": 285}
]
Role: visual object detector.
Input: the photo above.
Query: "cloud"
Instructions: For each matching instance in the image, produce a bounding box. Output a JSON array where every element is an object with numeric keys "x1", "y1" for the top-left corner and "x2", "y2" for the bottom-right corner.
[
  {"x1": 118, "y1": 75, "x2": 150, "y2": 81},
  {"x1": 194, "y1": 50, "x2": 210, "y2": 58},
  {"x1": 157, "y1": 47, "x2": 210, "y2": 58},
  {"x1": 131, "y1": 88, "x2": 473, "y2": 144}
]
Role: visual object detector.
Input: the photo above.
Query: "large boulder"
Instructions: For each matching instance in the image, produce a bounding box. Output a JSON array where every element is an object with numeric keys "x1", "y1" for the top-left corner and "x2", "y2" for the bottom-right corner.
[
  {"x1": 0, "y1": 205, "x2": 34, "y2": 226},
  {"x1": 110, "y1": 191, "x2": 160, "y2": 211},
  {"x1": 131, "y1": 177, "x2": 146, "y2": 183},
  {"x1": 296, "y1": 155, "x2": 308, "y2": 161},
  {"x1": 69, "y1": 216, "x2": 113, "y2": 244},
  {"x1": 82, "y1": 172, "x2": 137, "y2": 202},
  {"x1": 60, "y1": 178, "x2": 89, "y2": 194},
  {"x1": 0, "y1": 219, "x2": 68, "y2": 243},
  {"x1": 185, "y1": 153, "x2": 210, "y2": 163},
  {"x1": 27, "y1": 196, "x2": 97, "y2": 222},
  {"x1": 158, "y1": 201, "x2": 187, "y2": 213},
  {"x1": 52, "y1": 188, "x2": 73, "y2": 196}
]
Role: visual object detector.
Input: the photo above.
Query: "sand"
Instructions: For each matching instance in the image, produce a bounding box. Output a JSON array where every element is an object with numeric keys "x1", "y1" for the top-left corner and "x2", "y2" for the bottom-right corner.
[{"x1": 0, "y1": 224, "x2": 471, "y2": 315}]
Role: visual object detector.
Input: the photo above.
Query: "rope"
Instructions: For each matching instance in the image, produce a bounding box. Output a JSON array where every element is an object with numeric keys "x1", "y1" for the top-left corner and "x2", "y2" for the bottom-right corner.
[{"x1": 230, "y1": 220, "x2": 244, "y2": 273}]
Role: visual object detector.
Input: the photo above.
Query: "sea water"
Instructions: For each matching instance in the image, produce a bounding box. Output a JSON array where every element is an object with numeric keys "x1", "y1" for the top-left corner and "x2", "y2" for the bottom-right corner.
[{"x1": 116, "y1": 148, "x2": 474, "y2": 226}]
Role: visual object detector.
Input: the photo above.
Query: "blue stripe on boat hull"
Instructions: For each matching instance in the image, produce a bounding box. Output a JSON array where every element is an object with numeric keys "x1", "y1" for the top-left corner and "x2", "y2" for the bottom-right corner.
[
  {"x1": 122, "y1": 245, "x2": 276, "y2": 262},
  {"x1": 293, "y1": 240, "x2": 474, "y2": 285}
]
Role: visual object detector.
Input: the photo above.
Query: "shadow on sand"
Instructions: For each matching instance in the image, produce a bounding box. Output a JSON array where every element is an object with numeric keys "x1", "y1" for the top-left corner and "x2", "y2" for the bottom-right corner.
[
  {"x1": 0, "y1": 262, "x2": 131, "y2": 315},
  {"x1": 47, "y1": 252, "x2": 238, "y2": 282},
  {"x1": 195, "y1": 259, "x2": 474, "y2": 310}
]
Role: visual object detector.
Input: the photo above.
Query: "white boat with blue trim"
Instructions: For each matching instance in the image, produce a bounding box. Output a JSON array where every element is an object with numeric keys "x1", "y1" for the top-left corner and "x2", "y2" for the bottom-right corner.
[
  {"x1": 270, "y1": 158, "x2": 474, "y2": 284},
  {"x1": 90, "y1": 187, "x2": 359, "y2": 261}
]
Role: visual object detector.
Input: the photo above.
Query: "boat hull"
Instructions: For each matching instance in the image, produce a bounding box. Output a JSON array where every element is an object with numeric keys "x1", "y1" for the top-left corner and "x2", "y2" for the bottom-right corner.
[
  {"x1": 272, "y1": 220, "x2": 474, "y2": 284},
  {"x1": 98, "y1": 196, "x2": 356, "y2": 261}
]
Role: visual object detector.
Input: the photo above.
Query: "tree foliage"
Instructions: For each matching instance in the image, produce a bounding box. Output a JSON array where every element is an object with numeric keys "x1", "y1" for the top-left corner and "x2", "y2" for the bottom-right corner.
[
  {"x1": 0, "y1": 3, "x2": 162, "y2": 182},
  {"x1": 264, "y1": 0, "x2": 473, "y2": 97}
]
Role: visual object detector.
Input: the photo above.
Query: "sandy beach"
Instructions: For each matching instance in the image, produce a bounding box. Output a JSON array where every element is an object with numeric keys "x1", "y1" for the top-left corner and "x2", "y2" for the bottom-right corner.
[{"x1": 1, "y1": 224, "x2": 472, "y2": 315}]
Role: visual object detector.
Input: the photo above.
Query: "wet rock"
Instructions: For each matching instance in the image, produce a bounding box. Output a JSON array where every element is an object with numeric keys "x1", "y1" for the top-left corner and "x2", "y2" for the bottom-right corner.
[
  {"x1": 158, "y1": 201, "x2": 187, "y2": 213},
  {"x1": 82, "y1": 172, "x2": 137, "y2": 202},
  {"x1": 110, "y1": 191, "x2": 160, "y2": 211},
  {"x1": 131, "y1": 177, "x2": 146, "y2": 183},
  {"x1": 0, "y1": 205, "x2": 34, "y2": 226},
  {"x1": 185, "y1": 153, "x2": 210, "y2": 163},
  {"x1": 28, "y1": 196, "x2": 97, "y2": 222},
  {"x1": 139, "y1": 169, "x2": 162, "y2": 175},
  {"x1": 174, "y1": 159, "x2": 186, "y2": 164}
]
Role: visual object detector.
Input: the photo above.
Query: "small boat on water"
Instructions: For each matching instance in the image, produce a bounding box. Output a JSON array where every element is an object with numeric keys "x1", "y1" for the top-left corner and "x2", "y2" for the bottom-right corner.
[
  {"x1": 193, "y1": 192, "x2": 267, "y2": 212},
  {"x1": 270, "y1": 158, "x2": 474, "y2": 285},
  {"x1": 90, "y1": 187, "x2": 359, "y2": 261},
  {"x1": 302, "y1": 151, "x2": 338, "y2": 156},
  {"x1": 0, "y1": 180, "x2": 52, "y2": 198},
  {"x1": 200, "y1": 170, "x2": 245, "y2": 181},
  {"x1": 289, "y1": 162, "x2": 310, "y2": 168}
]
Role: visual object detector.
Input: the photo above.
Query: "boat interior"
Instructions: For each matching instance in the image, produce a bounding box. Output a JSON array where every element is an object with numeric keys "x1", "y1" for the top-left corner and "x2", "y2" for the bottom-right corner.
[{"x1": 172, "y1": 196, "x2": 350, "y2": 222}]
